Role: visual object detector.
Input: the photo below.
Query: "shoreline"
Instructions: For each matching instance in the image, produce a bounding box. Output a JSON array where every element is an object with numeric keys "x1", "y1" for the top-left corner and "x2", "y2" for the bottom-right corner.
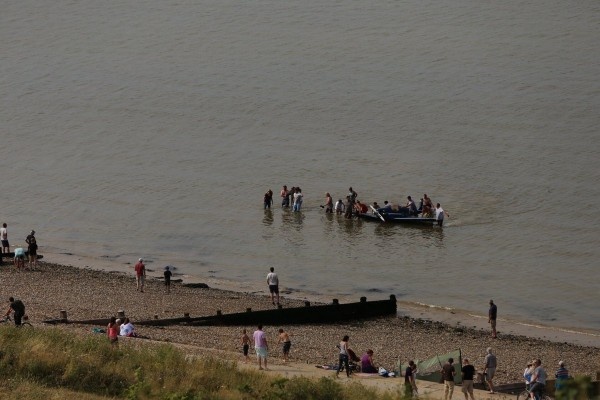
[
  {"x1": 2, "y1": 259, "x2": 599, "y2": 386},
  {"x1": 43, "y1": 250, "x2": 600, "y2": 348}
]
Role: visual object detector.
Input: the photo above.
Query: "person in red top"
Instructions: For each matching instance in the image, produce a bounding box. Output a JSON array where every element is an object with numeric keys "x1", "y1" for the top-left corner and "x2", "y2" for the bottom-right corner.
[
  {"x1": 135, "y1": 258, "x2": 146, "y2": 292},
  {"x1": 107, "y1": 316, "x2": 119, "y2": 345}
]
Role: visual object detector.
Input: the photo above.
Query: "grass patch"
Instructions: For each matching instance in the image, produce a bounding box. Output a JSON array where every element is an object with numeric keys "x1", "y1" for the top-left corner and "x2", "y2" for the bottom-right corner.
[{"x1": 0, "y1": 326, "x2": 410, "y2": 399}]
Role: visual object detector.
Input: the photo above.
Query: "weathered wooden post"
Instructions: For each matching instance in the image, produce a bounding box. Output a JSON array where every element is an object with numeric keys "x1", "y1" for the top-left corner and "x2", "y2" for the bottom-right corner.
[
  {"x1": 59, "y1": 310, "x2": 68, "y2": 321},
  {"x1": 332, "y1": 299, "x2": 339, "y2": 305},
  {"x1": 216, "y1": 310, "x2": 222, "y2": 316},
  {"x1": 304, "y1": 301, "x2": 310, "y2": 307},
  {"x1": 117, "y1": 310, "x2": 125, "y2": 319},
  {"x1": 246, "y1": 308, "x2": 252, "y2": 313},
  {"x1": 360, "y1": 297, "x2": 367, "y2": 303},
  {"x1": 184, "y1": 313, "x2": 190, "y2": 318}
]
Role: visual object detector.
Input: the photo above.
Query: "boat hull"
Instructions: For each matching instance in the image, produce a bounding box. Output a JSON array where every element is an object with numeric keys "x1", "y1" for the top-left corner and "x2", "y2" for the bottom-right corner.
[{"x1": 357, "y1": 212, "x2": 438, "y2": 225}]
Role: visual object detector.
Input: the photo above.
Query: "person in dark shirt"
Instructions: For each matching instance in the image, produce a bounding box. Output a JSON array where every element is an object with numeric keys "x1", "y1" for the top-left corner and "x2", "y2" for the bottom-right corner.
[
  {"x1": 441, "y1": 358, "x2": 456, "y2": 400},
  {"x1": 25, "y1": 230, "x2": 38, "y2": 269},
  {"x1": 488, "y1": 299, "x2": 498, "y2": 338},
  {"x1": 461, "y1": 358, "x2": 476, "y2": 400},
  {"x1": 405, "y1": 360, "x2": 418, "y2": 397},
  {"x1": 6, "y1": 297, "x2": 25, "y2": 326},
  {"x1": 164, "y1": 265, "x2": 173, "y2": 294}
]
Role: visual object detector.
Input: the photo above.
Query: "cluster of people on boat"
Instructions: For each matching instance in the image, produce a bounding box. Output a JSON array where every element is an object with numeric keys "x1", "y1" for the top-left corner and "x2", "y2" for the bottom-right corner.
[{"x1": 265, "y1": 186, "x2": 450, "y2": 226}]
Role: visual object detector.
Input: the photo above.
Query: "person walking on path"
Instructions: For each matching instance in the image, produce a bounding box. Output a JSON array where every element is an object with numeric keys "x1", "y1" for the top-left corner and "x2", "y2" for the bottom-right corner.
[
  {"x1": 253, "y1": 324, "x2": 269, "y2": 370},
  {"x1": 1, "y1": 223, "x2": 9, "y2": 255},
  {"x1": 135, "y1": 258, "x2": 146, "y2": 292},
  {"x1": 441, "y1": 357, "x2": 456, "y2": 400},
  {"x1": 461, "y1": 358, "x2": 476, "y2": 400},
  {"x1": 405, "y1": 360, "x2": 418, "y2": 398},
  {"x1": 240, "y1": 329, "x2": 251, "y2": 363},
  {"x1": 5, "y1": 297, "x2": 25, "y2": 326},
  {"x1": 164, "y1": 265, "x2": 173, "y2": 294},
  {"x1": 488, "y1": 300, "x2": 498, "y2": 338},
  {"x1": 25, "y1": 230, "x2": 38, "y2": 269},
  {"x1": 278, "y1": 328, "x2": 291, "y2": 362},
  {"x1": 266, "y1": 267, "x2": 279, "y2": 305},
  {"x1": 335, "y1": 335, "x2": 352, "y2": 378},
  {"x1": 483, "y1": 347, "x2": 497, "y2": 394}
]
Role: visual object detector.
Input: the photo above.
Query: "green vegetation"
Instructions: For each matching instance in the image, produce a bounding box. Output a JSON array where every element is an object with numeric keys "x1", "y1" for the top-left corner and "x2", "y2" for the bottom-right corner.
[
  {"x1": 555, "y1": 375, "x2": 599, "y2": 400},
  {"x1": 0, "y1": 326, "x2": 408, "y2": 400}
]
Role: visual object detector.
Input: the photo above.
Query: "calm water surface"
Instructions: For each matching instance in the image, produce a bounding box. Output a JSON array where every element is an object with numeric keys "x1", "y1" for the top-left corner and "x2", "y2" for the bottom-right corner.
[{"x1": 1, "y1": 0, "x2": 599, "y2": 331}]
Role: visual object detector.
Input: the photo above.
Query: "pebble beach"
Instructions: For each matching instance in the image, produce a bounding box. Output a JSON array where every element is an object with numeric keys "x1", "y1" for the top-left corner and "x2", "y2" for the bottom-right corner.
[{"x1": 2, "y1": 261, "x2": 599, "y2": 386}]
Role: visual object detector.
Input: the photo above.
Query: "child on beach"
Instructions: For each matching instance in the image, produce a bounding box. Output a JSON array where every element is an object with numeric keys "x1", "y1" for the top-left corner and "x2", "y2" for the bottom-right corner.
[
  {"x1": 241, "y1": 329, "x2": 251, "y2": 363},
  {"x1": 107, "y1": 317, "x2": 119, "y2": 345}
]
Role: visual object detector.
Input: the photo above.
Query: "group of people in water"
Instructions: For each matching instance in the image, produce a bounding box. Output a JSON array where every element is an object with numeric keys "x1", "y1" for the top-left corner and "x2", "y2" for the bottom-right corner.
[{"x1": 263, "y1": 186, "x2": 450, "y2": 226}]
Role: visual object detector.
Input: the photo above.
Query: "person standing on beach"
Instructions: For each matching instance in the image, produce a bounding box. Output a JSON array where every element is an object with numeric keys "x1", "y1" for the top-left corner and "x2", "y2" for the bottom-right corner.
[
  {"x1": 405, "y1": 360, "x2": 418, "y2": 397},
  {"x1": 488, "y1": 300, "x2": 498, "y2": 338},
  {"x1": 266, "y1": 267, "x2": 279, "y2": 305},
  {"x1": 461, "y1": 358, "x2": 476, "y2": 400},
  {"x1": 335, "y1": 335, "x2": 351, "y2": 378},
  {"x1": 253, "y1": 324, "x2": 269, "y2": 370},
  {"x1": 240, "y1": 329, "x2": 251, "y2": 363},
  {"x1": 25, "y1": 230, "x2": 38, "y2": 269},
  {"x1": 5, "y1": 297, "x2": 25, "y2": 326},
  {"x1": 554, "y1": 360, "x2": 569, "y2": 392},
  {"x1": 441, "y1": 357, "x2": 456, "y2": 400},
  {"x1": 278, "y1": 328, "x2": 291, "y2": 362},
  {"x1": 0, "y1": 223, "x2": 9, "y2": 255},
  {"x1": 164, "y1": 266, "x2": 173, "y2": 294},
  {"x1": 107, "y1": 316, "x2": 119, "y2": 345},
  {"x1": 483, "y1": 347, "x2": 497, "y2": 394},
  {"x1": 135, "y1": 258, "x2": 146, "y2": 292}
]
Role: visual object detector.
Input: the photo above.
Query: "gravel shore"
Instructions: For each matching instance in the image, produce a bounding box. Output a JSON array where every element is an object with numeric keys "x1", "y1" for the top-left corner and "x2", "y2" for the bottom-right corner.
[{"x1": 2, "y1": 262, "x2": 598, "y2": 385}]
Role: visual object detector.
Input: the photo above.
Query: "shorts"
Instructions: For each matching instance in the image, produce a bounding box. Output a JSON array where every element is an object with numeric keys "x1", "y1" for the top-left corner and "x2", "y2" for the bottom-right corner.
[
  {"x1": 283, "y1": 341, "x2": 291, "y2": 354},
  {"x1": 490, "y1": 319, "x2": 497, "y2": 329},
  {"x1": 243, "y1": 344, "x2": 249, "y2": 356},
  {"x1": 486, "y1": 368, "x2": 496, "y2": 380},
  {"x1": 1, "y1": 240, "x2": 8, "y2": 248},
  {"x1": 462, "y1": 380, "x2": 474, "y2": 394},
  {"x1": 255, "y1": 347, "x2": 268, "y2": 358},
  {"x1": 269, "y1": 285, "x2": 279, "y2": 294}
]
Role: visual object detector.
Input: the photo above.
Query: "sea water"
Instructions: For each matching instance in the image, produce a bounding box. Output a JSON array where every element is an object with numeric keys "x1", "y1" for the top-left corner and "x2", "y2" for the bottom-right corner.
[{"x1": 1, "y1": 0, "x2": 599, "y2": 332}]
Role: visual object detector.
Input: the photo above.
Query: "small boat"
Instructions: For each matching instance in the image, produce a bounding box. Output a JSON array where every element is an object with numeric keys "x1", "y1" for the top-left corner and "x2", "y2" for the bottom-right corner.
[{"x1": 357, "y1": 206, "x2": 439, "y2": 226}]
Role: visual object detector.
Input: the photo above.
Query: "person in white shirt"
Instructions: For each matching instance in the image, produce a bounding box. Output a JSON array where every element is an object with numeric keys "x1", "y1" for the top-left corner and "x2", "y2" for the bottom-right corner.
[
  {"x1": 0, "y1": 223, "x2": 9, "y2": 254},
  {"x1": 119, "y1": 317, "x2": 136, "y2": 337},
  {"x1": 435, "y1": 203, "x2": 450, "y2": 226},
  {"x1": 266, "y1": 267, "x2": 280, "y2": 305}
]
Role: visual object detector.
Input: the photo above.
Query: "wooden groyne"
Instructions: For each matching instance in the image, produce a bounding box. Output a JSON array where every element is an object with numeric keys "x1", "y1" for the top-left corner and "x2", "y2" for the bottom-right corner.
[{"x1": 43, "y1": 295, "x2": 397, "y2": 327}]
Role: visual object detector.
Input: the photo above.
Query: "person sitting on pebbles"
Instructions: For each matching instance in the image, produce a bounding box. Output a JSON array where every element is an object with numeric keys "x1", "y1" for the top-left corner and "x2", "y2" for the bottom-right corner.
[
  {"x1": 119, "y1": 317, "x2": 137, "y2": 337},
  {"x1": 360, "y1": 349, "x2": 378, "y2": 373}
]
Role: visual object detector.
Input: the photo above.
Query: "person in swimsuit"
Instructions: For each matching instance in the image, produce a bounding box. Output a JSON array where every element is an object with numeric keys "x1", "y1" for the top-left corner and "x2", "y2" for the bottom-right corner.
[
  {"x1": 241, "y1": 329, "x2": 251, "y2": 363},
  {"x1": 278, "y1": 328, "x2": 291, "y2": 362}
]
